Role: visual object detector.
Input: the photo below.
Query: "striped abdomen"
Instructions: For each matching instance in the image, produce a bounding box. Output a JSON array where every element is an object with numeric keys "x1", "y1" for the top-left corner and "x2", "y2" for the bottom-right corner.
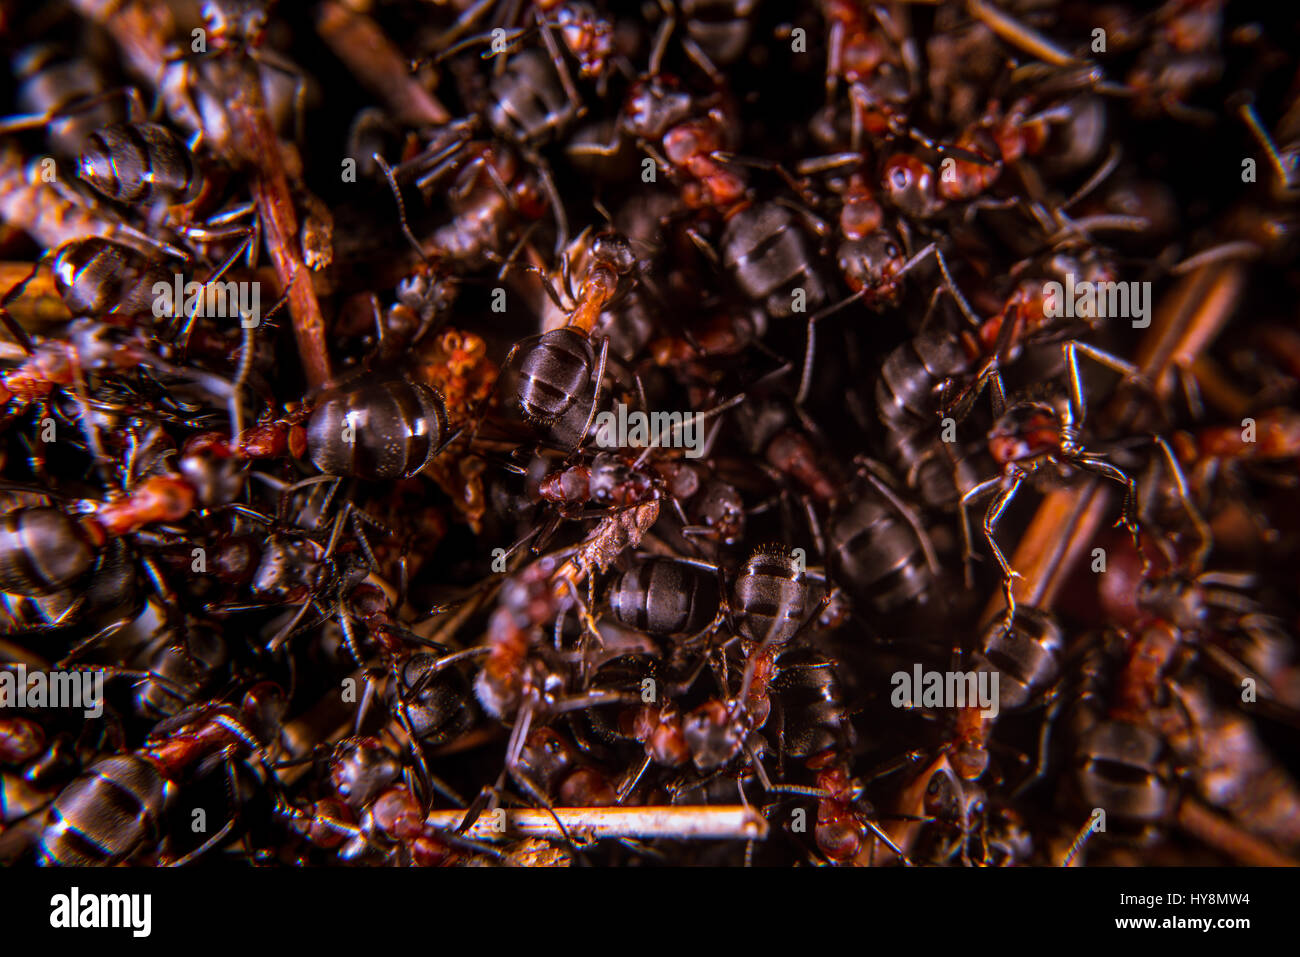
[
  {"x1": 306, "y1": 380, "x2": 448, "y2": 480},
  {"x1": 607, "y1": 558, "x2": 720, "y2": 637},
  {"x1": 827, "y1": 491, "x2": 935, "y2": 616},
  {"x1": 40, "y1": 754, "x2": 168, "y2": 866},
  {"x1": 52, "y1": 238, "x2": 171, "y2": 318},
  {"x1": 732, "y1": 548, "x2": 809, "y2": 646},
  {"x1": 78, "y1": 122, "x2": 199, "y2": 205},
  {"x1": 507, "y1": 327, "x2": 594, "y2": 425},
  {"x1": 0, "y1": 507, "x2": 97, "y2": 595}
]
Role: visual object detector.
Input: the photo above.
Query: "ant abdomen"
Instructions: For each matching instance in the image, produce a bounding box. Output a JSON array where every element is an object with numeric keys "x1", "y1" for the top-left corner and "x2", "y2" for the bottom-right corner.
[
  {"x1": 306, "y1": 380, "x2": 448, "y2": 480},
  {"x1": 78, "y1": 122, "x2": 200, "y2": 206},
  {"x1": 0, "y1": 507, "x2": 98, "y2": 596},
  {"x1": 503, "y1": 327, "x2": 595, "y2": 425}
]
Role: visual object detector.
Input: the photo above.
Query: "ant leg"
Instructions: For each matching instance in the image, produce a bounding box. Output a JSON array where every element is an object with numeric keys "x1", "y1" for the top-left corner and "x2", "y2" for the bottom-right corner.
[
  {"x1": 560, "y1": 576, "x2": 603, "y2": 647},
  {"x1": 1169, "y1": 361, "x2": 1207, "y2": 421},
  {"x1": 1151, "y1": 433, "x2": 1212, "y2": 573},
  {"x1": 533, "y1": 8, "x2": 584, "y2": 128},
  {"x1": 958, "y1": 477, "x2": 1003, "y2": 589},
  {"x1": 0, "y1": 300, "x2": 35, "y2": 358},
  {"x1": 861, "y1": 466, "x2": 942, "y2": 578},
  {"x1": 898, "y1": 242, "x2": 981, "y2": 329},
  {"x1": 322, "y1": 503, "x2": 350, "y2": 561},
  {"x1": 205, "y1": 199, "x2": 259, "y2": 229},
  {"x1": 939, "y1": 360, "x2": 1001, "y2": 423},
  {"x1": 354, "y1": 671, "x2": 379, "y2": 734},
  {"x1": 435, "y1": 26, "x2": 521, "y2": 63},
  {"x1": 247, "y1": 48, "x2": 308, "y2": 148},
  {"x1": 228, "y1": 322, "x2": 256, "y2": 438},
  {"x1": 797, "y1": 152, "x2": 862, "y2": 177},
  {"x1": 684, "y1": 224, "x2": 719, "y2": 265},
  {"x1": 494, "y1": 221, "x2": 542, "y2": 282},
  {"x1": 560, "y1": 240, "x2": 577, "y2": 303},
  {"x1": 347, "y1": 506, "x2": 384, "y2": 572},
  {"x1": 498, "y1": 710, "x2": 586, "y2": 858},
  {"x1": 615, "y1": 754, "x2": 653, "y2": 804},
  {"x1": 824, "y1": 20, "x2": 845, "y2": 103},
  {"x1": 337, "y1": 604, "x2": 368, "y2": 667},
  {"x1": 0, "y1": 86, "x2": 141, "y2": 135},
  {"x1": 1172, "y1": 241, "x2": 1265, "y2": 275},
  {"x1": 0, "y1": 258, "x2": 45, "y2": 355},
  {"x1": 712, "y1": 153, "x2": 819, "y2": 209},
  {"x1": 1239, "y1": 101, "x2": 1299, "y2": 192},
  {"x1": 1077, "y1": 457, "x2": 1141, "y2": 542},
  {"x1": 433, "y1": 0, "x2": 496, "y2": 51},
  {"x1": 389, "y1": 697, "x2": 438, "y2": 811},
  {"x1": 680, "y1": 33, "x2": 721, "y2": 81},
  {"x1": 1061, "y1": 339, "x2": 1145, "y2": 428},
  {"x1": 744, "y1": 739, "x2": 774, "y2": 793},
  {"x1": 165, "y1": 816, "x2": 239, "y2": 866},
  {"x1": 54, "y1": 614, "x2": 132, "y2": 666},
  {"x1": 413, "y1": 142, "x2": 475, "y2": 194},
  {"x1": 566, "y1": 135, "x2": 624, "y2": 160},
  {"x1": 1011, "y1": 691, "x2": 1064, "y2": 800},
  {"x1": 573, "y1": 337, "x2": 609, "y2": 453},
  {"x1": 1059, "y1": 814, "x2": 1100, "y2": 867},
  {"x1": 796, "y1": 288, "x2": 867, "y2": 406},
  {"x1": 455, "y1": 784, "x2": 498, "y2": 835},
  {"x1": 980, "y1": 475, "x2": 1025, "y2": 630},
  {"x1": 648, "y1": 0, "x2": 676, "y2": 77},
  {"x1": 506, "y1": 256, "x2": 569, "y2": 312},
  {"x1": 59, "y1": 664, "x2": 190, "y2": 700},
  {"x1": 632, "y1": 391, "x2": 743, "y2": 468}
]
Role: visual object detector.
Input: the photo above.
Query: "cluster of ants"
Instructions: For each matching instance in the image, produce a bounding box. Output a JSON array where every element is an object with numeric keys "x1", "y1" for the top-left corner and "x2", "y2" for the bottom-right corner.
[{"x1": 0, "y1": 0, "x2": 1298, "y2": 867}]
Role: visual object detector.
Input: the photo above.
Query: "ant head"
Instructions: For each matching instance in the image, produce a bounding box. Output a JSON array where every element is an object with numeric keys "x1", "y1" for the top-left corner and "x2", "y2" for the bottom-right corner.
[
  {"x1": 623, "y1": 75, "x2": 692, "y2": 140},
  {"x1": 178, "y1": 445, "x2": 248, "y2": 508},
  {"x1": 518, "y1": 726, "x2": 577, "y2": 789},
  {"x1": 0, "y1": 715, "x2": 46, "y2": 764},
  {"x1": 837, "y1": 232, "x2": 905, "y2": 307},
  {"x1": 395, "y1": 266, "x2": 456, "y2": 317},
  {"x1": 1136, "y1": 575, "x2": 1206, "y2": 631},
  {"x1": 682, "y1": 699, "x2": 745, "y2": 771},
  {"x1": 691, "y1": 479, "x2": 746, "y2": 546},
  {"x1": 591, "y1": 232, "x2": 637, "y2": 275},
  {"x1": 202, "y1": 0, "x2": 269, "y2": 47},
  {"x1": 240, "y1": 681, "x2": 287, "y2": 743},
  {"x1": 330, "y1": 736, "x2": 401, "y2": 810},
  {"x1": 988, "y1": 401, "x2": 1062, "y2": 464},
  {"x1": 880, "y1": 153, "x2": 941, "y2": 219}
]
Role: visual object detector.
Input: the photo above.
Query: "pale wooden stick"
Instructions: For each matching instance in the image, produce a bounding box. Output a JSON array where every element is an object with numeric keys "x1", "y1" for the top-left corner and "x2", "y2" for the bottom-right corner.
[{"x1": 428, "y1": 806, "x2": 769, "y2": 842}]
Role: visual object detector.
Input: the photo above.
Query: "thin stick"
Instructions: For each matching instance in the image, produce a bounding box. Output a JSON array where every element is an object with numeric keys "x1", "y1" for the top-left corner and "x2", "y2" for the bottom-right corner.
[
  {"x1": 1176, "y1": 798, "x2": 1299, "y2": 867},
  {"x1": 228, "y1": 100, "x2": 332, "y2": 387},
  {"x1": 427, "y1": 805, "x2": 769, "y2": 841},
  {"x1": 966, "y1": 0, "x2": 1083, "y2": 67},
  {"x1": 316, "y1": 1, "x2": 450, "y2": 126}
]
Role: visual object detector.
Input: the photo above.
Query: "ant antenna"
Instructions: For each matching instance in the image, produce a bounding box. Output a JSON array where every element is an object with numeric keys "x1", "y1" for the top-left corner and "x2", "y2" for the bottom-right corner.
[{"x1": 373, "y1": 153, "x2": 431, "y2": 265}]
